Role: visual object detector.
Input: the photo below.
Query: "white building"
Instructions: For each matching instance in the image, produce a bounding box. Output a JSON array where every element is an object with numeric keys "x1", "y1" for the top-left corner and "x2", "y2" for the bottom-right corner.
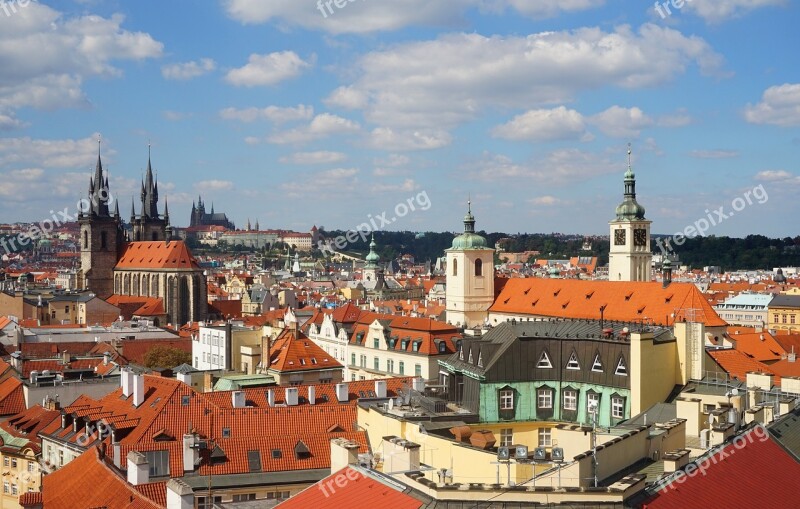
[{"x1": 714, "y1": 293, "x2": 774, "y2": 327}]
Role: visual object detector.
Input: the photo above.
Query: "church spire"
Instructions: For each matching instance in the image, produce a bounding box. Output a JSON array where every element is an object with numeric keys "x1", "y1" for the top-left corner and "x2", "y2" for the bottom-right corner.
[
  {"x1": 141, "y1": 143, "x2": 159, "y2": 219},
  {"x1": 89, "y1": 136, "x2": 111, "y2": 217},
  {"x1": 463, "y1": 197, "x2": 476, "y2": 234},
  {"x1": 615, "y1": 143, "x2": 646, "y2": 221}
]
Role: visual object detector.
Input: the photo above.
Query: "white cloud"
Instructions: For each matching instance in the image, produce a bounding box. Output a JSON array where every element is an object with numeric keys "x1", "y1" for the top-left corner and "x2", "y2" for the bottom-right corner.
[
  {"x1": 464, "y1": 148, "x2": 619, "y2": 185},
  {"x1": 279, "y1": 151, "x2": 348, "y2": 165},
  {"x1": 220, "y1": 104, "x2": 313, "y2": 123},
  {"x1": 657, "y1": 109, "x2": 693, "y2": 127},
  {"x1": 268, "y1": 114, "x2": 360, "y2": 144},
  {"x1": 370, "y1": 178, "x2": 420, "y2": 193},
  {"x1": 0, "y1": 133, "x2": 108, "y2": 168},
  {"x1": 529, "y1": 195, "x2": 564, "y2": 206},
  {"x1": 589, "y1": 106, "x2": 654, "y2": 138},
  {"x1": 225, "y1": 51, "x2": 311, "y2": 87},
  {"x1": 194, "y1": 180, "x2": 234, "y2": 192},
  {"x1": 754, "y1": 170, "x2": 800, "y2": 184},
  {"x1": 492, "y1": 106, "x2": 589, "y2": 141},
  {"x1": 0, "y1": 112, "x2": 25, "y2": 130},
  {"x1": 336, "y1": 25, "x2": 725, "y2": 131},
  {"x1": 689, "y1": 149, "x2": 740, "y2": 159},
  {"x1": 280, "y1": 167, "x2": 360, "y2": 196},
  {"x1": 373, "y1": 154, "x2": 410, "y2": 168},
  {"x1": 684, "y1": 0, "x2": 785, "y2": 22},
  {"x1": 0, "y1": 5, "x2": 163, "y2": 113},
  {"x1": 222, "y1": 0, "x2": 604, "y2": 34},
  {"x1": 161, "y1": 58, "x2": 216, "y2": 80},
  {"x1": 744, "y1": 83, "x2": 800, "y2": 127},
  {"x1": 324, "y1": 86, "x2": 369, "y2": 110},
  {"x1": 367, "y1": 127, "x2": 451, "y2": 151}
]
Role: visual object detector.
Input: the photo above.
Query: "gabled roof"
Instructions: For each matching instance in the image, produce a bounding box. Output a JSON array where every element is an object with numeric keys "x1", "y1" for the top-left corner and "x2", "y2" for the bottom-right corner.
[
  {"x1": 268, "y1": 329, "x2": 343, "y2": 373},
  {"x1": 490, "y1": 279, "x2": 726, "y2": 327},
  {"x1": 276, "y1": 466, "x2": 423, "y2": 509},
  {"x1": 642, "y1": 426, "x2": 800, "y2": 509},
  {"x1": 116, "y1": 241, "x2": 200, "y2": 270},
  {"x1": 42, "y1": 448, "x2": 162, "y2": 509},
  {"x1": 727, "y1": 331, "x2": 786, "y2": 362}
]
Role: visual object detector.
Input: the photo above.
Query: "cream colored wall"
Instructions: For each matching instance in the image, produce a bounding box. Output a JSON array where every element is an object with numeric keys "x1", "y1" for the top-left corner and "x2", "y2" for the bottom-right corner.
[
  {"x1": 676, "y1": 398, "x2": 703, "y2": 436},
  {"x1": 630, "y1": 332, "x2": 679, "y2": 416},
  {"x1": 230, "y1": 328, "x2": 262, "y2": 374},
  {"x1": 782, "y1": 377, "x2": 800, "y2": 396}
]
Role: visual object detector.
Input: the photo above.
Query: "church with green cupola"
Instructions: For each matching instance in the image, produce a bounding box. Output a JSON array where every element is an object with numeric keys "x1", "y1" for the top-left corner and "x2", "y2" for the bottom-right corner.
[
  {"x1": 609, "y1": 145, "x2": 652, "y2": 282},
  {"x1": 445, "y1": 201, "x2": 495, "y2": 328}
]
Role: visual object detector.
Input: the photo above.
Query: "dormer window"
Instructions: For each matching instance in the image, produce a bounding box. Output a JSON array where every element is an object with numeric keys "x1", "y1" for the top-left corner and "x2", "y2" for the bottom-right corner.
[
  {"x1": 537, "y1": 351, "x2": 553, "y2": 369},
  {"x1": 615, "y1": 356, "x2": 627, "y2": 376},
  {"x1": 566, "y1": 351, "x2": 580, "y2": 370},
  {"x1": 477, "y1": 350, "x2": 483, "y2": 368},
  {"x1": 591, "y1": 354, "x2": 603, "y2": 372}
]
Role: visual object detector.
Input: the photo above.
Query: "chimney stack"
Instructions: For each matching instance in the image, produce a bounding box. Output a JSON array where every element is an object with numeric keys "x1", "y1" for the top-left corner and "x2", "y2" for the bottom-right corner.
[
  {"x1": 126, "y1": 451, "x2": 149, "y2": 485},
  {"x1": 267, "y1": 389, "x2": 275, "y2": 407},
  {"x1": 286, "y1": 387, "x2": 299, "y2": 406},
  {"x1": 182, "y1": 434, "x2": 199, "y2": 473},
  {"x1": 121, "y1": 368, "x2": 134, "y2": 397},
  {"x1": 308, "y1": 385, "x2": 316, "y2": 405},
  {"x1": 335, "y1": 383, "x2": 349, "y2": 403},
  {"x1": 375, "y1": 380, "x2": 387, "y2": 399},
  {"x1": 231, "y1": 391, "x2": 245, "y2": 408},
  {"x1": 132, "y1": 374, "x2": 145, "y2": 407},
  {"x1": 166, "y1": 479, "x2": 194, "y2": 509}
]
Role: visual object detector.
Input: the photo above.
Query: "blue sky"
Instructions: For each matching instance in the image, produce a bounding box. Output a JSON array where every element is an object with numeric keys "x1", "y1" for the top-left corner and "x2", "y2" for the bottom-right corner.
[{"x1": 0, "y1": 0, "x2": 798, "y2": 237}]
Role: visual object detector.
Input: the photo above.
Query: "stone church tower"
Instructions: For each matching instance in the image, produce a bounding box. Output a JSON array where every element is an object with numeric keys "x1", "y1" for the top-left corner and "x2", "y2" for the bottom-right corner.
[
  {"x1": 609, "y1": 146, "x2": 652, "y2": 282},
  {"x1": 446, "y1": 201, "x2": 495, "y2": 328},
  {"x1": 79, "y1": 146, "x2": 125, "y2": 299},
  {"x1": 130, "y1": 150, "x2": 170, "y2": 241}
]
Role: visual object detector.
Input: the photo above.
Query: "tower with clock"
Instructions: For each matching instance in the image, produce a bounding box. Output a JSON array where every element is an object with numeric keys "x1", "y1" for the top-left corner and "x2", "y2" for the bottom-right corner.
[{"x1": 609, "y1": 145, "x2": 652, "y2": 282}]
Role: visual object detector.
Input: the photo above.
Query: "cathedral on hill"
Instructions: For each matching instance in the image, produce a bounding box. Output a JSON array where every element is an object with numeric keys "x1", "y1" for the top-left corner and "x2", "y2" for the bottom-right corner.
[
  {"x1": 189, "y1": 196, "x2": 235, "y2": 230},
  {"x1": 78, "y1": 147, "x2": 208, "y2": 326}
]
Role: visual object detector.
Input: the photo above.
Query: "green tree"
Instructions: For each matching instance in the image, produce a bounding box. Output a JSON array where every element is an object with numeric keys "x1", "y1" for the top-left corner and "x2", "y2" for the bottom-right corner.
[{"x1": 142, "y1": 346, "x2": 192, "y2": 369}]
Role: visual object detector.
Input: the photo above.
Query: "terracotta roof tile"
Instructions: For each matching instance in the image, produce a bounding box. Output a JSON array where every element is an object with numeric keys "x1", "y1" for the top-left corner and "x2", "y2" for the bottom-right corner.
[
  {"x1": 707, "y1": 349, "x2": 777, "y2": 384},
  {"x1": 116, "y1": 241, "x2": 200, "y2": 270},
  {"x1": 0, "y1": 378, "x2": 26, "y2": 416}
]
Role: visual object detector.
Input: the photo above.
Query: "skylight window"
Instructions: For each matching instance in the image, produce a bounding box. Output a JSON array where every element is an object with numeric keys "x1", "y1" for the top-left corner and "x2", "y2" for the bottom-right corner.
[{"x1": 537, "y1": 351, "x2": 552, "y2": 369}]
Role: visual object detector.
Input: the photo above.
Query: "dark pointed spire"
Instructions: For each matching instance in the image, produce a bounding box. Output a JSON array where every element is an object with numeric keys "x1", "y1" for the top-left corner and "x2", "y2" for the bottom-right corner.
[
  {"x1": 89, "y1": 136, "x2": 111, "y2": 217},
  {"x1": 141, "y1": 143, "x2": 159, "y2": 219},
  {"x1": 130, "y1": 196, "x2": 136, "y2": 222}
]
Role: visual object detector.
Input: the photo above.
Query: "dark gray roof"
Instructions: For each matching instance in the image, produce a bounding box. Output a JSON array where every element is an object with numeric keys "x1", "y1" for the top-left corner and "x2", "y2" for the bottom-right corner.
[
  {"x1": 769, "y1": 405, "x2": 800, "y2": 461},
  {"x1": 770, "y1": 294, "x2": 800, "y2": 309},
  {"x1": 625, "y1": 402, "x2": 677, "y2": 426},
  {"x1": 443, "y1": 319, "x2": 673, "y2": 376}
]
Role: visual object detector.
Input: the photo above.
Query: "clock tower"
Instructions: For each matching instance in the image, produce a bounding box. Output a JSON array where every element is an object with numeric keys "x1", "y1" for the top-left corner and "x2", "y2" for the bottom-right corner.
[{"x1": 609, "y1": 145, "x2": 652, "y2": 282}]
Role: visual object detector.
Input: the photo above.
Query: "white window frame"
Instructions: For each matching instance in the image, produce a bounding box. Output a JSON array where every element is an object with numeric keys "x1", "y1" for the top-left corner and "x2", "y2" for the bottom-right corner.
[
  {"x1": 591, "y1": 354, "x2": 603, "y2": 372},
  {"x1": 538, "y1": 428, "x2": 552, "y2": 447},
  {"x1": 563, "y1": 390, "x2": 577, "y2": 411},
  {"x1": 537, "y1": 388, "x2": 553, "y2": 409},
  {"x1": 612, "y1": 397, "x2": 625, "y2": 419},
  {"x1": 500, "y1": 389, "x2": 514, "y2": 410},
  {"x1": 566, "y1": 351, "x2": 580, "y2": 370},
  {"x1": 537, "y1": 351, "x2": 553, "y2": 369},
  {"x1": 615, "y1": 357, "x2": 627, "y2": 376}
]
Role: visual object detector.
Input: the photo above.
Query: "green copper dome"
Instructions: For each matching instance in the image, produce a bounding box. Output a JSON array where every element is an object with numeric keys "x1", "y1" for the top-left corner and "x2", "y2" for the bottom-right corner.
[
  {"x1": 365, "y1": 235, "x2": 380, "y2": 266},
  {"x1": 450, "y1": 200, "x2": 488, "y2": 250},
  {"x1": 615, "y1": 146, "x2": 646, "y2": 221}
]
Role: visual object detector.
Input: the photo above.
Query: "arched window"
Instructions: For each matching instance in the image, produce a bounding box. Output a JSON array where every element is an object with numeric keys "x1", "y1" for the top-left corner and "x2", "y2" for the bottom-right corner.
[
  {"x1": 452, "y1": 259, "x2": 458, "y2": 276},
  {"x1": 475, "y1": 258, "x2": 483, "y2": 276},
  {"x1": 83, "y1": 230, "x2": 88, "y2": 249},
  {"x1": 101, "y1": 231, "x2": 107, "y2": 249}
]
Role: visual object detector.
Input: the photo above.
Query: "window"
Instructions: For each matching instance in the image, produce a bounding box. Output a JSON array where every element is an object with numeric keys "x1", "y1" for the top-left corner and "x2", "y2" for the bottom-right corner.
[
  {"x1": 783, "y1": 315, "x2": 787, "y2": 324},
  {"x1": 587, "y1": 392, "x2": 600, "y2": 415},
  {"x1": 2, "y1": 481, "x2": 7, "y2": 494},
  {"x1": 3, "y1": 458, "x2": 7, "y2": 467},
  {"x1": 475, "y1": 258, "x2": 483, "y2": 276},
  {"x1": 477, "y1": 350, "x2": 483, "y2": 368},
  {"x1": 351, "y1": 353, "x2": 356, "y2": 366},
  {"x1": 351, "y1": 374, "x2": 356, "y2": 381},
  {"x1": 615, "y1": 356, "x2": 628, "y2": 376},
  {"x1": 703, "y1": 404, "x2": 715, "y2": 413},
  {"x1": 459, "y1": 344, "x2": 464, "y2": 361},
  {"x1": 399, "y1": 361, "x2": 405, "y2": 375},
  {"x1": 144, "y1": 450, "x2": 170, "y2": 477},
  {"x1": 386, "y1": 359, "x2": 394, "y2": 373},
  {"x1": 27, "y1": 461, "x2": 35, "y2": 473},
  {"x1": 374, "y1": 338, "x2": 380, "y2": 349},
  {"x1": 197, "y1": 496, "x2": 223, "y2": 509},
  {"x1": 412, "y1": 341, "x2": 421, "y2": 352},
  {"x1": 10, "y1": 484, "x2": 17, "y2": 496},
  {"x1": 500, "y1": 389, "x2": 514, "y2": 410},
  {"x1": 11, "y1": 458, "x2": 17, "y2": 468},
  {"x1": 233, "y1": 494, "x2": 257, "y2": 502},
  {"x1": 222, "y1": 427, "x2": 231, "y2": 438},
  {"x1": 537, "y1": 351, "x2": 553, "y2": 369},
  {"x1": 415, "y1": 364, "x2": 422, "y2": 376},
  {"x1": 537, "y1": 388, "x2": 552, "y2": 409},
  {"x1": 452, "y1": 259, "x2": 458, "y2": 276},
  {"x1": 439, "y1": 341, "x2": 447, "y2": 353},
  {"x1": 612, "y1": 397, "x2": 625, "y2": 419},
  {"x1": 374, "y1": 357, "x2": 380, "y2": 371},
  {"x1": 591, "y1": 354, "x2": 603, "y2": 372},
  {"x1": 360, "y1": 355, "x2": 367, "y2": 368},
  {"x1": 468, "y1": 349, "x2": 473, "y2": 363},
  {"x1": 793, "y1": 315, "x2": 797, "y2": 325},
  {"x1": 181, "y1": 395, "x2": 190, "y2": 406},
  {"x1": 566, "y1": 351, "x2": 580, "y2": 370},
  {"x1": 563, "y1": 390, "x2": 577, "y2": 411},
  {"x1": 538, "y1": 428, "x2": 552, "y2": 447},
  {"x1": 500, "y1": 428, "x2": 513, "y2": 447}
]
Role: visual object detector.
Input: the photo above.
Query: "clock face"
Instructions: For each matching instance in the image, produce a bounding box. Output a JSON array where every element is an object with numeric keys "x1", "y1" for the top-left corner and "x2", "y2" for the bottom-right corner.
[
  {"x1": 614, "y1": 229, "x2": 626, "y2": 246},
  {"x1": 634, "y1": 228, "x2": 648, "y2": 247}
]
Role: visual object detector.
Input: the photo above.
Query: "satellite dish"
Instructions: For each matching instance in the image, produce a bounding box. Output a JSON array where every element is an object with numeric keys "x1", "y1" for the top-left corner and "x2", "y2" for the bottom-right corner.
[{"x1": 731, "y1": 388, "x2": 739, "y2": 397}]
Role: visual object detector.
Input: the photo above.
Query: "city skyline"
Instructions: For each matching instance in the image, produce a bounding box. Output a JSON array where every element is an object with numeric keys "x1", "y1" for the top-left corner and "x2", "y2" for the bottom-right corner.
[{"x1": 0, "y1": 1, "x2": 797, "y2": 237}]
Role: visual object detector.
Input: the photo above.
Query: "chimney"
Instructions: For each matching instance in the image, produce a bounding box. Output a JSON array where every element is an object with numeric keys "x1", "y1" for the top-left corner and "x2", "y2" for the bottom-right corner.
[
  {"x1": 308, "y1": 385, "x2": 316, "y2": 405},
  {"x1": 375, "y1": 380, "x2": 387, "y2": 399},
  {"x1": 126, "y1": 451, "x2": 149, "y2": 485},
  {"x1": 267, "y1": 389, "x2": 275, "y2": 407},
  {"x1": 132, "y1": 374, "x2": 145, "y2": 407},
  {"x1": 286, "y1": 387, "x2": 299, "y2": 406},
  {"x1": 412, "y1": 377, "x2": 425, "y2": 392},
  {"x1": 177, "y1": 371, "x2": 192, "y2": 386},
  {"x1": 231, "y1": 391, "x2": 246, "y2": 408},
  {"x1": 330, "y1": 438, "x2": 360, "y2": 472},
  {"x1": 335, "y1": 383, "x2": 349, "y2": 403},
  {"x1": 103, "y1": 352, "x2": 110, "y2": 365},
  {"x1": 182, "y1": 434, "x2": 199, "y2": 473},
  {"x1": 121, "y1": 368, "x2": 135, "y2": 397},
  {"x1": 166, "y1": 479, "x2": 194, "y2": 509}
]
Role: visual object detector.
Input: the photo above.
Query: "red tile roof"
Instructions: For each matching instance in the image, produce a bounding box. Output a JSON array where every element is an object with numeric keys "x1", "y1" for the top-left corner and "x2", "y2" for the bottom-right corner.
[
  {"x1": 268, "y1": 329, "x2": 343, "y2": 373},
  {"x1": 276, "y1": 466, "x2": 422, "y2": 509},
  {"x1": 490, "y1": 279, "x2": 726, "y2": 327},
  {"x1": 116, "y1": 241, "x2": 200, "y2": 270},
  {"x1": 727, "y1": 331, "x2": 786, "y2": 362},
  {"x1": 707, "y1": 349, "x2": 777, "y2": 384},
  {"x1": 1, "y1": 404, "x2": 60, "y2": 453},
  {"x1": 767, "y1": 357, "x2": 800, "y2": 378},
  {"x1": 119, "y1": 338, "x2": 192, "y2": 365},
  {"x1": 0, "y1": 378, "x2": 26, "y2": 416},
  {"x1": 42, "y1": 448, "x2": 162, "y2": 509},
  {"x1": 642, "y1": 426, "x2": 800, "y2": 509}
]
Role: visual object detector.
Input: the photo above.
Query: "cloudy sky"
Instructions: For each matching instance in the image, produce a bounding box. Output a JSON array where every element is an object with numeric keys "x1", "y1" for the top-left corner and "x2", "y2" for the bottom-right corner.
[{"x1": 0, "y1": 0, "x2": 797, "y2": 237}]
